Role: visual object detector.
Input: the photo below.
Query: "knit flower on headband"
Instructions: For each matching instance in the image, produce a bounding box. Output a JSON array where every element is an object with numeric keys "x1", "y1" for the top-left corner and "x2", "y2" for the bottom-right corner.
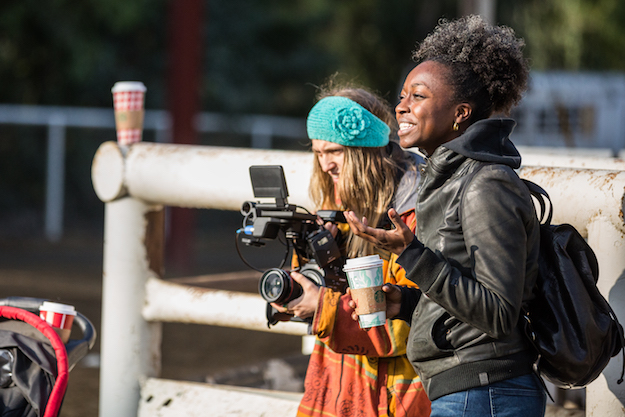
[
  {"x1": 306, "y1": 96, "x2": 390, "y2": 147},
  {"x1": 333, "y1": 106, "x2": 370, "y2": 142}
]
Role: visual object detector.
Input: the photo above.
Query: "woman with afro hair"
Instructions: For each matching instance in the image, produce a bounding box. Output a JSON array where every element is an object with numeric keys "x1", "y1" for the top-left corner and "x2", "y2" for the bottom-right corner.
[{"x1": 345, "y1": 15, "x2": 546, "y2": 417}]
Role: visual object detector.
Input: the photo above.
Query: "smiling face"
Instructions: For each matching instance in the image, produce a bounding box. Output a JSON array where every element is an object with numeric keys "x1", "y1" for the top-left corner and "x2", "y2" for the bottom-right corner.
[
  {"x1": 396, "y1": 60, "x2": 470, "y2": 155},
  {"x1": 311, "y1": 139, "x2": 345, "y2": 184}
]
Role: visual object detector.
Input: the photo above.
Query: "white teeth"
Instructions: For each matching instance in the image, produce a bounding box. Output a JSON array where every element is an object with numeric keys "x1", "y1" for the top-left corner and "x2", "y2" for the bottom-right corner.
[{"x1": 399, "y1": 123, "x2": 414, "y2": 130}]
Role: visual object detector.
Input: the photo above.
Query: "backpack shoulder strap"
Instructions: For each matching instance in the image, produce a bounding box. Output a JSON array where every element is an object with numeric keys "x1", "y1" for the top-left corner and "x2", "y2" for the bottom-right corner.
[{"x1": 522, "y1": 179, "x2": 553, "y2": 225}]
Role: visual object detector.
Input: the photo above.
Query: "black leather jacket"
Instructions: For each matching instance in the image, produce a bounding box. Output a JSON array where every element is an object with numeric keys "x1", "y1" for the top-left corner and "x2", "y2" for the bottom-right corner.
[{"x1": 396, "y1": 118, "x2": 541, "y2": 400}]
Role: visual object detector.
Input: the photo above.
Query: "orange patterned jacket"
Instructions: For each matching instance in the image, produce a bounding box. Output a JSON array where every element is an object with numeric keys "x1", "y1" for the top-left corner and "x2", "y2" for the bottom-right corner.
[{"x1": 297, "y1": 210, "x2": 431, "y2": 417}]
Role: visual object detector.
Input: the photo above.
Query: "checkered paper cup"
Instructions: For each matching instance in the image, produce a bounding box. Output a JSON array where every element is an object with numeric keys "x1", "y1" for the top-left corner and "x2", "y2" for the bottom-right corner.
[
  {"x1": 343, "y1": 255, "x2": 386, "y2": 329},
  {"x1": 111, "y1": 81, "x2": 147, "y2": 146},
  {"x1": 39, "y1": 301, "x2": 76, "y2": 344}
]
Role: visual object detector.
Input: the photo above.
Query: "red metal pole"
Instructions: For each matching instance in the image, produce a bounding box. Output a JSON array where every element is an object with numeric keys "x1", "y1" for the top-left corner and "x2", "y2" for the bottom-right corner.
[{"x1": 167, "y1": 0, "x2": 204, "y2": 273}]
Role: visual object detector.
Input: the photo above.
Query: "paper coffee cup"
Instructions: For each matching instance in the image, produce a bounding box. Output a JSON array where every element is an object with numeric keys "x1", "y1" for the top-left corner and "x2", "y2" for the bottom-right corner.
[
  {"x1": 343, "y1": 255, "x2": 386, "y2": 328},
  {"x1": 111, "y1": 81, "x2": 146, "y2": 146},
  {"x1": 39, "y1": 301, "x2": 76, "y2": 344}
]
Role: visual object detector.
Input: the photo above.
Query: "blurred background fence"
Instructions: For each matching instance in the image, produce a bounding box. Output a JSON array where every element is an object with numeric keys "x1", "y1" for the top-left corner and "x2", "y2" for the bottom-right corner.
[{"x1": 1, "y1": 71, "x2": 624, "y2": 246}]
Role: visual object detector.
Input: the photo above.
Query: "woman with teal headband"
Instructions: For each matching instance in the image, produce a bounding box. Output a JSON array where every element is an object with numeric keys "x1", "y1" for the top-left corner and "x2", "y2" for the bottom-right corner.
[{"x1": 272, "y1": 82, "x2": 431, "y2": 417}]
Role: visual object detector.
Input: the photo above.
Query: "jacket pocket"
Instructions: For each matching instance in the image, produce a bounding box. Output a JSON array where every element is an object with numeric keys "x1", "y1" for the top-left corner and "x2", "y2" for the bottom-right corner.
[{"x1": 408, "y1": 300, "x2": 490, "y2": 361}]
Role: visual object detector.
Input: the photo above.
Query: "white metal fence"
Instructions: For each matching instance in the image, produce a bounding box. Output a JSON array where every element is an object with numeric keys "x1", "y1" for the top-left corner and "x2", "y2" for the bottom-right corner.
[{"x1": 91, "y1": 141, "x2": 625, "y2": 417}]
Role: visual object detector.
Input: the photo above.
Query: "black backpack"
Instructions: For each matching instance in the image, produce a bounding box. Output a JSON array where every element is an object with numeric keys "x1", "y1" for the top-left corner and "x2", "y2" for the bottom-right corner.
[{"x1": 521, "y1": 179, "x2": 625, "y2": 390}]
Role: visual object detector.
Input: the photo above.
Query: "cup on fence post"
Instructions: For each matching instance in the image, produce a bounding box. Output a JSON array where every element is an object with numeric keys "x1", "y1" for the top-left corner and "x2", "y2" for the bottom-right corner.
[
  {"x1": 343, "y1": 255, "x2": 386, "y2": 328},
  {"x1": 111, "y1": 81, "x2": 146, "y2": 146},
  {"x1": 39, "y1": 301, "x2": 76, "y2": 344}
]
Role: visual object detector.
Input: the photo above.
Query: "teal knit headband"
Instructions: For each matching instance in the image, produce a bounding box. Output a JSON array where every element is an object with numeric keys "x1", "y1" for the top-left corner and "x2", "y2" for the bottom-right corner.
[{"x1": 306, "y1": 96, "x2": 390, "y2": 147}]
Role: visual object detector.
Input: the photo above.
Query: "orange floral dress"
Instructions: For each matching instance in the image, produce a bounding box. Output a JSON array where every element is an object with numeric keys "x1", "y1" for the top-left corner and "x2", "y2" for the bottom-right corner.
[{"x1": 297, "y1": 211, "x2": 431, "y2": 417}]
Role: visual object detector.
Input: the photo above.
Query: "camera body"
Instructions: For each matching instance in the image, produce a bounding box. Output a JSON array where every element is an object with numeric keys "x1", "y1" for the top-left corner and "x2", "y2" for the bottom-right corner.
[{"x1": 238, "y1": 165, "x2": 348, "y2": 325}]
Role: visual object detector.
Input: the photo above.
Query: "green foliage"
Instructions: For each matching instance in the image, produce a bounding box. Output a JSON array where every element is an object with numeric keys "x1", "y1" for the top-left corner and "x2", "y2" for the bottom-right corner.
[
  {"x1": 202, "y1": 0, "x2": 431, "y2": 115},
  {"x1": 0, "y1": 0, "x2": 458, "y2": 115},
  {"x1": 509, "y1": 0, "x2": 625, "y2": 70},
  {"x1": 2, "y1": 1, "x2": 625, "y2": 109},
  {"x1": 0, "y1": 0, "x2": 167, "y2": 107}
]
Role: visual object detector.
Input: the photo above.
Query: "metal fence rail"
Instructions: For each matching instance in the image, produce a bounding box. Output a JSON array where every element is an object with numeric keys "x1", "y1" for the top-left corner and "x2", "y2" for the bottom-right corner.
[{"x1": 91, "y1": 141, "x2": 625, "y2": 417}]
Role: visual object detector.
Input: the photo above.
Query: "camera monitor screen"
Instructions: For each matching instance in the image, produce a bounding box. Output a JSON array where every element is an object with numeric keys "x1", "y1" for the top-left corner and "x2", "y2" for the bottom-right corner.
[{"x1": 249, "y1": 165, "x2": 289, "y2": 199}]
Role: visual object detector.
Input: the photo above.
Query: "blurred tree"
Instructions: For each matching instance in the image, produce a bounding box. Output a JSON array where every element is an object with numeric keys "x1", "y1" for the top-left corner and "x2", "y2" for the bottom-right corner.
[
  {"x1": 0, "y1": 0, "x2": 167, "y2": 108},
  {"x1": 506, "y1": 0, "x2": 625, "y2": 70},
  {"x1": 0, "y1": 0, "x2": 462, "y2": 115},
  {"x1": 202, "y1": 0, "x2": 458, "y2": 115},
  {"x1": 2, "y1": 1, "x2": 625, "y2": 110}
]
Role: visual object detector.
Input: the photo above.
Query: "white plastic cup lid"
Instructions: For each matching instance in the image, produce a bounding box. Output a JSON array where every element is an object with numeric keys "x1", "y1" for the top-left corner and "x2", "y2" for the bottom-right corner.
[
  {"x1": 39, "y1": 301, "x2": 76, "y2": 316},
  {"x1": 343, "y1": 254, "x2": 384, "y2": 272},
  {"x1": 111, "y1": 81, "x2": 147, "y2": 93}
]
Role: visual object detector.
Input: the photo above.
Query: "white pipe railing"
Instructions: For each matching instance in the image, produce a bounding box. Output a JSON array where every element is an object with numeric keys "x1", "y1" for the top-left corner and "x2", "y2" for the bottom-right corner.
[
  {"x1": 92, "y1": 141, "x2": 625, "y2": 417},
  {"x1": 44, "y1": 114, "x2": 67, "y2": 241},
  {"x1": 123, "y1": 142, "x2": 313, "y2": 209},
  {"x1": 143, "y1": 277, "x2": 308, "y2": 335}
]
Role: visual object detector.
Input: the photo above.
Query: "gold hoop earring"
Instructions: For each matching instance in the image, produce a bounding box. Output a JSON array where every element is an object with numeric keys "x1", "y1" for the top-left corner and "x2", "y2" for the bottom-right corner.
[{"x1": 452, "y1": 122, "x2": 459, "y2": 131}]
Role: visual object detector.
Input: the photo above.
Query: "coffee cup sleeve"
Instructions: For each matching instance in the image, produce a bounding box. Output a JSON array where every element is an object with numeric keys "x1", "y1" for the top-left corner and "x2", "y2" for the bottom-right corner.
[{"x1": 350, "y1": 286, "x2": 386, "y2": 315}]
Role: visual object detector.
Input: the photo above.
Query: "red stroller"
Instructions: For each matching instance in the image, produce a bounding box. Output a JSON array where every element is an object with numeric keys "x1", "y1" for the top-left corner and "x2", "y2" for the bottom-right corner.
[{"x1": 0, "y1": 297, "x2": 96, "y2": 417}]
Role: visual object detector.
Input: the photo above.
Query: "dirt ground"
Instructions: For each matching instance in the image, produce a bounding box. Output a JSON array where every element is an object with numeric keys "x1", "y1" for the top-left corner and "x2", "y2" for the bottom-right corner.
[{"x1": 0, "y1": 211, "x2": 308, "y2": 417}]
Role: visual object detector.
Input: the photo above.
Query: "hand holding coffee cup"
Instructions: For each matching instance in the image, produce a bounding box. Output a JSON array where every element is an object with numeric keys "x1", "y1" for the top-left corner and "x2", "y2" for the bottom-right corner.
[
  {"x1": 343, "y1": 255, "x2": 386, "y2": 328},
  {"x1": 348, "y1": 284, "x2": 403, "y2": 322},
  {"x1": 39, "y1": 301, "x2": 76, "y2": 344}
]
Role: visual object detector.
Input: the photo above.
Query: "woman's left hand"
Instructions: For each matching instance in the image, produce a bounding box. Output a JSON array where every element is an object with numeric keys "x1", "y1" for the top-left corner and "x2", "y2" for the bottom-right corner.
[
  {"x1": 318, "y1": 218, "x2": 339, "y2": 238},
  {"x1": 347, "y1": 284, "x2": 403, "y2": 321},
  {"x1": 344, "y1": 208, "x2": 415, "y2": 255}
]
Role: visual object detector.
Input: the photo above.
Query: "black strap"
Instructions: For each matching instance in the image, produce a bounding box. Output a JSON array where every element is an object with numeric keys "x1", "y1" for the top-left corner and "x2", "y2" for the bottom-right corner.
[{"x1": 521, "y1": 179, "x2": 552, "y2": 225}]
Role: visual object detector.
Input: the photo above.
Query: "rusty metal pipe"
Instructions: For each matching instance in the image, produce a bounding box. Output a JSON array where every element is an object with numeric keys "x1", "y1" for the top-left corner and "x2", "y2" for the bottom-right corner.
[{"x1": 519, "y1": 166, "x2": 625, "y2": 237}]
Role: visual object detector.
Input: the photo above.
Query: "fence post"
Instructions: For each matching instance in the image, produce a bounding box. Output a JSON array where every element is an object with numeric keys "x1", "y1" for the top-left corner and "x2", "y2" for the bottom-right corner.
[
  {"x1": 99, "y1": 196, "x2": 164, "y2": 417},
  {"x1": 586, "y1": 217, "x2": 625, "y2": 417},
  {"x1": 251, "y1": 118, "x2": 273, "y2": 148},
  {"x1": 44, "y1": 114, "x2": 66, "y2": 242}
]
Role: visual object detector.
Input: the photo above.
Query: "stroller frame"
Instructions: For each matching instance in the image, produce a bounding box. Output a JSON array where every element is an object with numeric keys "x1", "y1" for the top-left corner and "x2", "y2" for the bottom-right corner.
[{"x1": 0, "y1": 297, "x2": 96, "y2": 417}]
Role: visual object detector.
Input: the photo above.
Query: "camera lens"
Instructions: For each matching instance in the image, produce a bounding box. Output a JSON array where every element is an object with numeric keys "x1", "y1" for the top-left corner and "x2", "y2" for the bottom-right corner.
[{"x1": 259, "y1": 268, "x2": 303, "y2": 304}]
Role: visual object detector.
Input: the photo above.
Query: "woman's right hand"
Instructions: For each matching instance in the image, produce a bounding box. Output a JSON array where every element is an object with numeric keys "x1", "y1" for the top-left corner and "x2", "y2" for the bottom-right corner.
[
  {"x1": 270, "y1": 271, "x2": 320, "y2": 320},
  {"x1": 344, "y1": 208, "x2": 415, "y2": 255}
]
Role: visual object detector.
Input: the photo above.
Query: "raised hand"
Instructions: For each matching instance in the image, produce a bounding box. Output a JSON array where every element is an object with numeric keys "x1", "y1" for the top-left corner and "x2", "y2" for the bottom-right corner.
[{"x1": 343, "y1": 208, "x2": 415, "y2": 256}]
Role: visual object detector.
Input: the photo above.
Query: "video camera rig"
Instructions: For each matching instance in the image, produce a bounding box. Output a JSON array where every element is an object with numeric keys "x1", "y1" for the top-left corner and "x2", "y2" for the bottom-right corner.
[{"x1": 236, "y1": 165, "x2": 348, "y2": 326}]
